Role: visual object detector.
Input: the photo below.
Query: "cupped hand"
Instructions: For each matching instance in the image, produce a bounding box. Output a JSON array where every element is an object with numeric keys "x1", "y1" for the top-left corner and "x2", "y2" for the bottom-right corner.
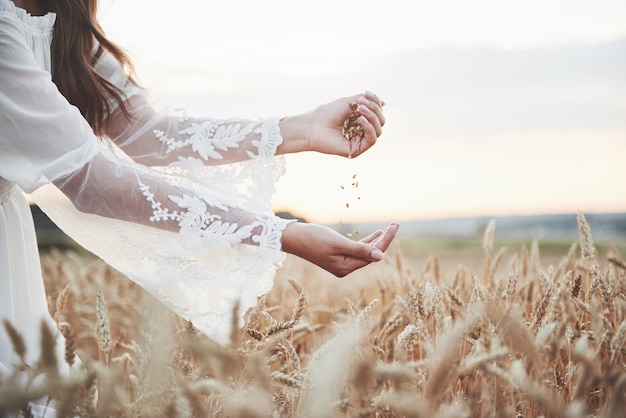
[
  {"x1": 280, "y1": 221, "x2": 399, "y2": 277},
  {"x1": 278, "y1": 91, "x2": 386, "y2": 159}
]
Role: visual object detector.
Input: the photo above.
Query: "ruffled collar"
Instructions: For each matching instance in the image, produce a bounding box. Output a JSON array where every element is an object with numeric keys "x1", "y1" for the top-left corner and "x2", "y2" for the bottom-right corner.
[{"x1": 1, "y1": 0, "x2": 56, "y2": 32}]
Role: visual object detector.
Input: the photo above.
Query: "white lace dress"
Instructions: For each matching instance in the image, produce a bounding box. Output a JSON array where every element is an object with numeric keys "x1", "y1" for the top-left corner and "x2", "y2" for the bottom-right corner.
[{"x1": 0, "y1": 0, "x2": 292, "y2": 387}]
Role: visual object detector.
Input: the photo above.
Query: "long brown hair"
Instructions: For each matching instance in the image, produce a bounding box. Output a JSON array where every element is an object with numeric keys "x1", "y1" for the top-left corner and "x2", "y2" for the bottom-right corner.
[{"x1": 47, "y1": 0, "x2": 136, "y2": 136}]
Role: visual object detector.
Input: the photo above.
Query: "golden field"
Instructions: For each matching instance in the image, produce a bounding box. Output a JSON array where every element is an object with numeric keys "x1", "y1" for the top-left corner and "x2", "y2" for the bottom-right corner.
[{"x1": 2, "y1": 213, "x2": 626, "y2": 417}]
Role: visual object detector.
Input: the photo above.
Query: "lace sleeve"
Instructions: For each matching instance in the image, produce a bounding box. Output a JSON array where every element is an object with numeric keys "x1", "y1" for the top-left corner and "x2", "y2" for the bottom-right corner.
[
  {"x1": 94, "y1": 47, "x2": 288, "y2": 216},
  {"x1": 95, "y1": 50, "x2": 283, "y2": 167},
  {"x1": 54, "y1": 149, "x2": 289, "y2": 250},
  {"x1": 85, "y1": 50, "x2": 295, "y2": 345},
  {"x1": 31, "y1": 145, "x2": 293, "y2": 345}
]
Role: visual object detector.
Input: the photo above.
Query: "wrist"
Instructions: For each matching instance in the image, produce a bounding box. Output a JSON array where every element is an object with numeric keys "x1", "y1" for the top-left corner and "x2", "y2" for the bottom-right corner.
[
  {"x1": 280, "y1": 221, "x2": 305, "y2": 256},
  {"x1": 277, "y1": 113, "x2": 312, "y2": 155}
]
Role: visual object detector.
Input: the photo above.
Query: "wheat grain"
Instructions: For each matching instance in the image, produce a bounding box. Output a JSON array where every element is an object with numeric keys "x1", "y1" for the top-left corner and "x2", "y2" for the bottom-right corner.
[
  {"x1": 590, "y1": 269, "x2": 612, "y2": 310},
  {"x1": 377, "y1": 311, "x2": 405, "y2": 351},
  {"x1": 447, "y1": 287, "x2": 465, "y2": 310},
  {"x1": 247, "y1": 328, "x2": 264, "y2": 341},
  {"x1": 451, "y1": 264, "x2": 466, "y2": 291},
  {"x1": 611, "y1": 319, "x2": 626, "y2": 363},
  {"x1": 57, "y1": 322, "x2": 76, "y2": 368},
  {"x1": 271, "y1": 372, "x2": 302, "y2": 389},
  {"x1": 38, "y1": 320, "x2": 58, "y2": 375},
  {"x1": 266, "y1": 320, "x2": 298, "y2": 338},
  {"x1": 357, "y1": 298, "x2": 379, "y2": 322},
  {"x1": 504, "y1": 269, "x2": 519, "y2": 304},
  {"x1": 395, "y1": 324, "x2": 419, "y2": 361},
  {"x1": 483, "y1": 219, "x2": 496, "y2": 255},
  {"x1": 2, "y1": 320, "x2": 26, "y2": 365},
  {"x1": 531, "y1": 287, "x2": 553, "y2": 329},
  {"x1": 577, "y1": 212, "x2": 596, "y2": 263},
  {"x1": 433, "y1": 254, "x2": 441, "y2": 282},
  {"x1": 229, "y1": 300, "x2": 240, "y2": 349},
  {"x1": 54, "y1": 282, "x2": 73, "y2": 323},
  {"x1": 571, "y1": 273, "x2": 582, "y2": 299},
  {"x1": 96, "y1": 291, "x2": 112, "y2": 364},
  {"x1": 291, "y1": 288, "x2": 307, "y2": 322}
]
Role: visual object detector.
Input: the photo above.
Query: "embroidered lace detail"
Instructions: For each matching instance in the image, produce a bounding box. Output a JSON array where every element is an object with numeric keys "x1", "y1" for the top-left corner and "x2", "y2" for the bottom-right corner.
[
  {"x1": 139, "y1": 181, "x2": 288, "y2": 250},
  {"x1": 153, "y1": 117, "x2": 282, "y2": 161},
  {"x1": 154, "y1": 117, "x2": 254, "y2": 160},
  {"x1": 255, "y1": 215, "x2": 294, "y2": 251},
  {"x1": 249, "y1": 118, "x2": 283, "y2": 159}
]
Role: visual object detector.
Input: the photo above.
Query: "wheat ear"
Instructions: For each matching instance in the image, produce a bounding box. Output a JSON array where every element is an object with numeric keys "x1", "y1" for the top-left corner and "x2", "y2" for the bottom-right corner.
[
  {"x1": 96, "y1": 291, "x2": 112, "y2": 364},
  {"x1": 2, "y1": 320, "x2": 26, "y2": 366},
  {"x1": 58, "y1": 322, "x2": 76, "y2": 368}
]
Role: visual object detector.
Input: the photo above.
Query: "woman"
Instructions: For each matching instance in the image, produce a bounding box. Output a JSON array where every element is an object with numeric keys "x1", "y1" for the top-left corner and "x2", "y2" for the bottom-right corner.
[{"x1": 0, "y1": 0, "x2": 397, "y2": 410}]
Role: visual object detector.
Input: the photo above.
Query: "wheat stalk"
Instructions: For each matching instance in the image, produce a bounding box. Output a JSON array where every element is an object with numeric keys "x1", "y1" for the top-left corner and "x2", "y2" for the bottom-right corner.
[
  {"x1": 38, "y1": 320, "x2": 58, "y2": 375},
  {"x1": 271, "y1": 372, "x2": 302, "y2": 389},
  {"x1": 2, "y1": 320, "x2": 26, "y2": 366},
  {"x1": 611, "y1": 319, "x2": 626, "y2": 363},
  {"x1": 96, "y1": 291, "x2": 112, "y2": 364},
  {"x1": 57, "y1": 322, "x2": 76, "y2": 368},
  {"x1": 54, "y1": 282, "x2": 73, "y2": 323},
  {"x1": 577, "y1": 212, "x2": 596, "y2": 263},
  {"x1": 229, "y1": 300, "x2": 240, "y2": 349}
]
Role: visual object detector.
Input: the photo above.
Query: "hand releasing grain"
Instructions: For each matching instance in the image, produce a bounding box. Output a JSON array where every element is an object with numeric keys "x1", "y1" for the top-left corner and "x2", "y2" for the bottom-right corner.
[{"x1": 342, "y1": 102, "x2": 364, "y2": 159}]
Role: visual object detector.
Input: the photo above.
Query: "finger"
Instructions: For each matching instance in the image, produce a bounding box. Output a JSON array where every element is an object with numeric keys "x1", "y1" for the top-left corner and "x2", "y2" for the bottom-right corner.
[
  {"x1": 348, "y1": 241, "x2": 385, "y2": 262},
  {"x1": 358, "y1": 97, "x2": 385, "y2": 133},
  {"x1": 364, "y1": 90, "x2": 385, "y2": 108},
  {"x1": 372, "y1": 223, "x2": 399, "y2": 251},
  {"x1": 359, "y1": 229, "x2": 383, "y2": 244},
  {"x1": 372, "y1": 222, "x2": 399, "y2": 252},
  {"x1": 353, "y1": 115, "x2": 377, "y2": 157},
  {"x1": 357, "y1": 104, "x2": 384, "y2": 139},
  {"x1": 359, "y1": 95, "x2": 385, "y2": 126}
]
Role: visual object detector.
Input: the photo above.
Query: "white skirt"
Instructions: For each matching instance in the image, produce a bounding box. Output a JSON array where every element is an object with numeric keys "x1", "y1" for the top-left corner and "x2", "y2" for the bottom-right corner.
[{"x1": 0, "y1": 177, "x2": 70, "y2": 417}]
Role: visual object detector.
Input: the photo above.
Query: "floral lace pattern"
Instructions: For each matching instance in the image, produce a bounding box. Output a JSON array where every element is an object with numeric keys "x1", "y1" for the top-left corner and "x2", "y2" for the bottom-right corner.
[
  {"x1": 154, "y1": 117, "x2": 282, "y2": 162},
  {"x1": 139, "y1": 181, "x2": 289, "y2": 251},
  {"x1": 249, "y1": 117, "x2": 282, "y2": 159}
]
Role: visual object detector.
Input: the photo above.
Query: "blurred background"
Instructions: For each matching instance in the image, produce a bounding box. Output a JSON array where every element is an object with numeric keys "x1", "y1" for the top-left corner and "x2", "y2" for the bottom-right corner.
[{"x1": 82, "y1": 0, "x2": 626, "y2": 242}]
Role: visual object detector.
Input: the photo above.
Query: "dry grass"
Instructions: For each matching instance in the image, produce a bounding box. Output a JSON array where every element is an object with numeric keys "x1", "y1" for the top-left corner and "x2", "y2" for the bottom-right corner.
[{"x1": 2, "y1": 213, "x2": 626, "y2": 417}]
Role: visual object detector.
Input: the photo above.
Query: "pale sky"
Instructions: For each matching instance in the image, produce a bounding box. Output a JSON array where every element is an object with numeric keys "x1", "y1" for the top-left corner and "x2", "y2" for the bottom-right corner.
[{"x1": 99, "y1": 0, "x2": 626, "y2": 224}]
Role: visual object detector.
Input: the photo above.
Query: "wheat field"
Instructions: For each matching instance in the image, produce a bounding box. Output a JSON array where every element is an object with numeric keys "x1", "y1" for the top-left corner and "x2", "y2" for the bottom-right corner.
[{"x1": 2, "y1": 213, "x2": 626, "y2": 417}]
